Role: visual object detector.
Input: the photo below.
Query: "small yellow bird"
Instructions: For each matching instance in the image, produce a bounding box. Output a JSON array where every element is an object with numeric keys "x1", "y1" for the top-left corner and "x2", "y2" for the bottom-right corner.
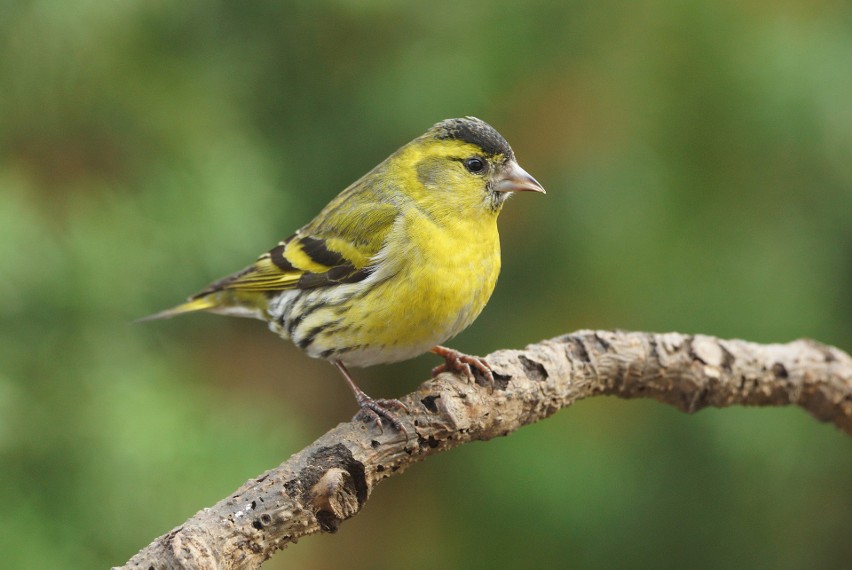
[{"x1": 143, "y1": 117, "x2": 544, "y2": 428}]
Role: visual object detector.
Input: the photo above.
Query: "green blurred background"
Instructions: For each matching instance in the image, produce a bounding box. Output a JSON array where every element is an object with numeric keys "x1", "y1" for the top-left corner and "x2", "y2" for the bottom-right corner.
[{"x1": 2, "y1": 1, "x2": 850, "y2": 568}]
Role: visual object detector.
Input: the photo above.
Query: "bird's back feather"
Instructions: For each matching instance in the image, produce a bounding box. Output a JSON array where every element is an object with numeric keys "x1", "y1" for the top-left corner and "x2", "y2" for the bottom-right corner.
[{"x1": 141, "y1": 170, "x2": 401, "y2": 321}]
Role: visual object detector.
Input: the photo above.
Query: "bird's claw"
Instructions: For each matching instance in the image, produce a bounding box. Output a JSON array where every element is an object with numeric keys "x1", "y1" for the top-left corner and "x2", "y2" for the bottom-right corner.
[
  {"x1": 430, "y1": 345, "x2": 495, "y2": 390},
  {"x1": 354, "y1": 395, "x2": 408, "y2": 433},
  {"x1": 335, "y1": 359, "x2": 409, "y2": 434}
]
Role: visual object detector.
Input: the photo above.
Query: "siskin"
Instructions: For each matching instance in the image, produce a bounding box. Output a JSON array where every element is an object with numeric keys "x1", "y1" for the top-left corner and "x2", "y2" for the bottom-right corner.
[{"x1": 142, "y1": 117, "x2": 544, "y2": 428}]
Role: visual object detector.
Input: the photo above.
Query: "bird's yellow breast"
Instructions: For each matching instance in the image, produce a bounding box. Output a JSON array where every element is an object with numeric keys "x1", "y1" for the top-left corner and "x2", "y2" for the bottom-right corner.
[{"x1": 337, "y1": 206, "x2": 501, "y2": 363}]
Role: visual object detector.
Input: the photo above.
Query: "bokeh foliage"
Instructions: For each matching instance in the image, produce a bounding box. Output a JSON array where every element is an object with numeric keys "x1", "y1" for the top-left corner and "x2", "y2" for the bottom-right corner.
[{"x1": 1, "y1": 1, "x2": 850, "y2": 568}]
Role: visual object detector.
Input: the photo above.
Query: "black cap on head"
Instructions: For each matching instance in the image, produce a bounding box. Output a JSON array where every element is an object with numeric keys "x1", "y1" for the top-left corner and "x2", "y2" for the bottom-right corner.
[{"x1": 430, "y1": 117, "x2": 514, "y2": 159}]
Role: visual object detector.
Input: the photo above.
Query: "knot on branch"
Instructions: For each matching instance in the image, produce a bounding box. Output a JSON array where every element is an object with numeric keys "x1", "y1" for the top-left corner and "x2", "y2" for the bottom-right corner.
[
  {"x1": 299, "y1": 444, "x2": 368, "y2": 533},
  {"x1": 309, "y1": 468, "x2": 361, "y2": 532}
]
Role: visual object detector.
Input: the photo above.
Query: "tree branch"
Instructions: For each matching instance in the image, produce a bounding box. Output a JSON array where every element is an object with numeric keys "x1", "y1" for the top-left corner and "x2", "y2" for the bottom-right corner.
[{"x1": 118, "y1": 330, "x2": 852, "y2": 569}]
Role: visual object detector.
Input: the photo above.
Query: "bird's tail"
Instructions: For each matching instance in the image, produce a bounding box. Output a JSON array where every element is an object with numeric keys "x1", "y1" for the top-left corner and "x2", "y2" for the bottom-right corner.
[{"x1": 135, "y1": 296, "x2": 219, "y2": 323}]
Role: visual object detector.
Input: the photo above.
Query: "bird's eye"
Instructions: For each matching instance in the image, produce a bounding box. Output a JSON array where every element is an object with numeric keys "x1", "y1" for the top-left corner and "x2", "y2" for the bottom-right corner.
[{"x1": 464, "y1": 157, "x2": 486, "y2": 174}]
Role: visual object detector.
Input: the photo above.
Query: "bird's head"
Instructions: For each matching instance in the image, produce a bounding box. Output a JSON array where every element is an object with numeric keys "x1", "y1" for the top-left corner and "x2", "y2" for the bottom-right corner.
[{"x1": 394, "y1": 117, "x2": 545, "y2": 217}]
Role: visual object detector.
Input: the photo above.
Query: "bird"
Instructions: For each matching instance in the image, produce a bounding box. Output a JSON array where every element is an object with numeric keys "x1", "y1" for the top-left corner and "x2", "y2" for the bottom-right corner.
[{"x1": 141, "y1": 117, "x2": 544, "y2": 429}]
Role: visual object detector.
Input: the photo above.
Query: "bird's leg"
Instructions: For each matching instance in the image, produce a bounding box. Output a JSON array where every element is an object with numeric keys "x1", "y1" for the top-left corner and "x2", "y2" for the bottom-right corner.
[
  {"x1": 333, "y1": 360, "x2": 408, "y2": 431},
  {"x1": 430, "y1": 345, "x2": 495, "y2": 389}
]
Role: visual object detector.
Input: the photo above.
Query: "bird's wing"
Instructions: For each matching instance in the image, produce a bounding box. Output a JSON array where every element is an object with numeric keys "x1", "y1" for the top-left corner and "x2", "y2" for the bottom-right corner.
[
  {"x1": 197, "y1": 199, "x2": 398, "y2": 295},
  {"x1": 138, "y1": 172, "x2": 403, "y2": 322}
]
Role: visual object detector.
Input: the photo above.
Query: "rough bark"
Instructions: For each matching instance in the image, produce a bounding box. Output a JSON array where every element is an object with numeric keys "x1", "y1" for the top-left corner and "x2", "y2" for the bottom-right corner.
[{"x1": 118, "y1": 330, "x2": 852, "y2": 570}]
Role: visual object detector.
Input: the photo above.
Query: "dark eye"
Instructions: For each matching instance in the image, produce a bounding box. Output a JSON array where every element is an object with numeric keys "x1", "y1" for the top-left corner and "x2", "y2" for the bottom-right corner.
[{"x1": 464, "y1": 157, "x2": 486, "y2": 174}]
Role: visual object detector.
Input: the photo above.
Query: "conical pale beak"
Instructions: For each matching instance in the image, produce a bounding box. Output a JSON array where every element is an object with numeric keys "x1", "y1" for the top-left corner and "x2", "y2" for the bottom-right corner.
[{"x1": 494, "y1": 160, "x2": 546, "y2": 194}]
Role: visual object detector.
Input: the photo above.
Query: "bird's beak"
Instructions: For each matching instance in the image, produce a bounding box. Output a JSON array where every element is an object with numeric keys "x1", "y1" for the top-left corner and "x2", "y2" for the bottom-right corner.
[{"x1": 494, "y1": 160, "x2": 546, "y2": 194}]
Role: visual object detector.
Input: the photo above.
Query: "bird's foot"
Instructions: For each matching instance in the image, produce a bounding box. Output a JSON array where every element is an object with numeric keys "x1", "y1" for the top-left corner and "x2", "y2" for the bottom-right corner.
[
  {"x1": 430, "y1": 345, "x2": 494, "y2": 389},
  {"x1": 354, "y1": 392, "x2": 409, "y2": 432},
  {"x1": 333, "y1": 360, "x2": 409, "y2": 433}
]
